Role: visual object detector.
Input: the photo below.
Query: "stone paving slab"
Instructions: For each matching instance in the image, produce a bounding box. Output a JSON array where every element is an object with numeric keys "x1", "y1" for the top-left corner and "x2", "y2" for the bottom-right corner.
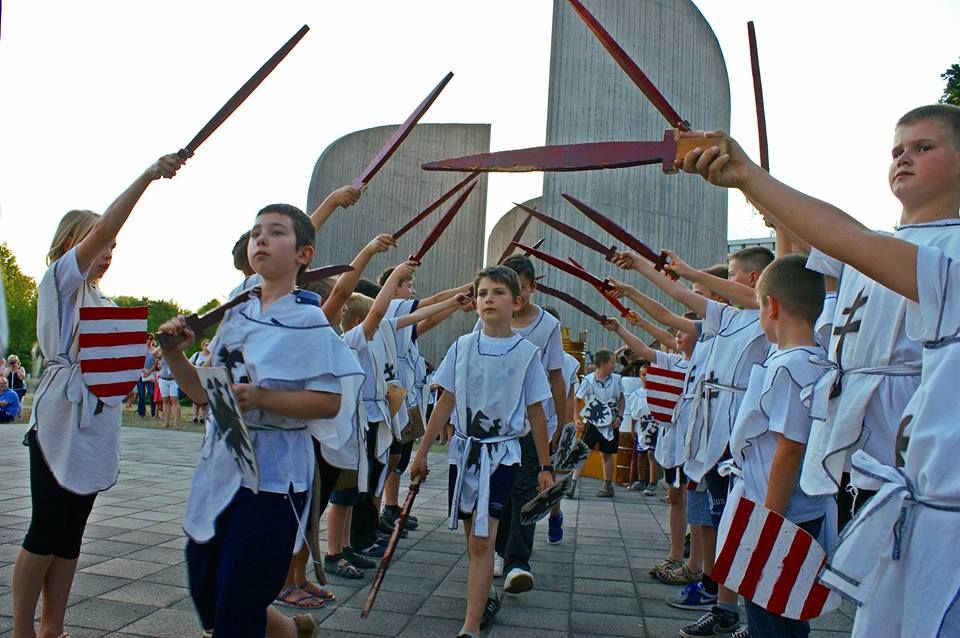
[{"x1": 0, "y1": 425, "x2": 854, "y2": 637}]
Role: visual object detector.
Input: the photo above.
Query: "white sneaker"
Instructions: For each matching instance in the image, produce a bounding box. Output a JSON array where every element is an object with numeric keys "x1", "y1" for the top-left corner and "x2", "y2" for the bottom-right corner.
[
  {"x1": 503, "y1": 567, "x2": 534, "y2": 594},
  {"x1": 493, "y1": 553, "x2": 504, "y2": 578}
]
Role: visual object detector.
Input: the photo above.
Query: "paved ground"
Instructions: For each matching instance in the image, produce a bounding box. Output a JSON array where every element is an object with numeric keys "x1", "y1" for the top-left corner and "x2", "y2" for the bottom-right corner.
[{"x1": 0, "y1": 425, "x2": 855, "y2": 637}]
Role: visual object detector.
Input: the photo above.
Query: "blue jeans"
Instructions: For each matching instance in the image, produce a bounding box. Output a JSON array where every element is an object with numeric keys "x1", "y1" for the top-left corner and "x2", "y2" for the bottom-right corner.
[
  {"x1": 137, "y1": 380, "x2": 155, "y2": 417},
  {"x1": 744, "y1": 517, "x2": 823, "y2": 638}
]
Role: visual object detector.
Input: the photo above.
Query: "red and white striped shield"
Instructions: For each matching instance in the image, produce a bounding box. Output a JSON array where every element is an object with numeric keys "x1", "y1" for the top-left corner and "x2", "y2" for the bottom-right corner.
[
  {"x1": 644, "y1": 365, "x2": 684, "y2": 423},
  {"x1": 78, "y1": 306, "x2": 149, "y2": 404},
  {"x1": 713, "y1": 490, "x2": 841, "y2": 620}
]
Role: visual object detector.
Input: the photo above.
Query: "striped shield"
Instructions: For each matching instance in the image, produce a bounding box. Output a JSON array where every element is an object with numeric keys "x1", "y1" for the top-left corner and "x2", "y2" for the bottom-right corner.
[
  {"x1": 713, "y1": 489, "x2": 841, "y2": 620},
  {"x1": 78, "y1": 306, "x2": 149, "y2": 405},
  {"x1": 644, "y1": 365, "x2": 684, "y2": 423}
]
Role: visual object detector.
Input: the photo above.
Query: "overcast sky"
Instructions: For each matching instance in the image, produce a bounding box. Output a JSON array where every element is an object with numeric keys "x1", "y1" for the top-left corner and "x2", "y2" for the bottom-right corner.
[{"x1": 1, "y1": 1, "x2": 957, "y2": 309}]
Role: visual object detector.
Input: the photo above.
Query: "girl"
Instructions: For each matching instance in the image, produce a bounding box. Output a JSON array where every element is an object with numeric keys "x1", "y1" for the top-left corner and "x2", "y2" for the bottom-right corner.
[{"x1": 11, "y1": 153, "x2": 184, "y2": 638}]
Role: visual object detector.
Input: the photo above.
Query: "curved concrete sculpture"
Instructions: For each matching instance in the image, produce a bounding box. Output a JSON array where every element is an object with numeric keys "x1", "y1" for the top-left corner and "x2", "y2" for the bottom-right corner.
[{"x1": 307, "y1": 123, "x2": 490, "y2": 365}]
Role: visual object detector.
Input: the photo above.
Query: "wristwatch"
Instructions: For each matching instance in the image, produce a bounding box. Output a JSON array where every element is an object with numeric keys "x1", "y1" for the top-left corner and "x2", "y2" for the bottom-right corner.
[{"x1": 538, "y1": 464, "x2": 554, "y2": 473}]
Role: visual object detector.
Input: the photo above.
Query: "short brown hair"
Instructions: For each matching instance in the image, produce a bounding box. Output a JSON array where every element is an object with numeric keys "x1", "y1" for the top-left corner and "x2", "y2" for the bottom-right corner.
[
  {"x1": 897, "y1": 104, "x2": 960, "y2": 150},
  {"x1": 702, "y1": 264, "x2": 728, "y2": 280},
  {"x1": 342, "y1": 293, "x2": 373, "y2": 329},
  {"x1": 473, "y1": 265, "x2": 521, "y2": 298},
  {"x1": 729, "y1": 247, "x2": 774, "y2": 275},
  {"x1": 233, "y1": 231, "x2": 252, "y2": 275},
  {"x1": 594, "y1": 349, "x2": 615, "y2": 366},
  {"x1": 756, "y1": 255, "x2": 824, "y2": 325}
]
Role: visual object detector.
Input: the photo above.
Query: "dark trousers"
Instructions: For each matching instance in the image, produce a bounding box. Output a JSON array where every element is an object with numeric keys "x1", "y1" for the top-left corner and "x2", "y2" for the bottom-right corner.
[
  {"x1": 744, "y1": 517, "x2": 823, "y2": 638},
  {"x1": 186, "y1": 487, "x2": 306, "y2": 637},
  {"x1": 137, "y1": 380, "x2": 155, "y2": 417},
  {"x1": 496, "y1": 431, "x2": 539, "y2": 573}
]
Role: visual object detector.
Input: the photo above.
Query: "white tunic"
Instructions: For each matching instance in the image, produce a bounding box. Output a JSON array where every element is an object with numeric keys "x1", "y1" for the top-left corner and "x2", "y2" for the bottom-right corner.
[
  {"x1": 433, "y1": 331, "x2": 550, "y2": 537},
  {"x1": 387, "y1": 298, "x2": 419, "y2": 425},
  {"x1": 820, "y1": 246, "x2": 960, "y2": 637},
  {"x1": 183, "y1": 290, "x2": 363, "y2": 543},
  {"x1": 576, "y1": 372, "x2": 623, "y2": 440},
  {"x1": 684, "y1": 300, "x2": 770, "y2": 482},
  {"x1": 802, "y1": 220, "x2": 960, "y2": 496},
  {"x1": 29, "y1": 248, "x2": 123, "y2": 495}
]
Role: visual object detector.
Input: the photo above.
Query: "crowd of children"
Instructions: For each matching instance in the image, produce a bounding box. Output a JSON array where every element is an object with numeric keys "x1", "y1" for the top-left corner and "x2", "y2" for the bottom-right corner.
[{"x1": 7, "y1": 34, "x2": 960, "y2": 635}]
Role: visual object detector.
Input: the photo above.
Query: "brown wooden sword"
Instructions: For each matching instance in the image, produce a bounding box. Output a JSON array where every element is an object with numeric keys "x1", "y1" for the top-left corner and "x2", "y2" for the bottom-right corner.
[
  {"x1": 155, "y1": 263, "x2": 352, "y2": 349},
  {"x1": 496, "y1": 211, "x2": 535, "y2": 264},
  {"x1": 747, "y1": 21, "x2": 769, "y2": 173},
  {"x1": 362, "y1": 476, "x2": 422, "y2": 618},
  {"x1": 178, "y1": 25, "x2": 310, "y2": 160},
  {"x1": 353, "y1": 72, "x2": 454, "y2": 191},
  {"x1": 392, "y1": 172, "x2": 480, "y2": 240},
  {"x1": 513, "y1": 202, "x2": 618, "y2": 261},
  {"x1": 535, "y1": 282, "x2": 607, "y2": 323},
  {"x1": 409, "y1": 178, "x2": 478, "y2": 264}
]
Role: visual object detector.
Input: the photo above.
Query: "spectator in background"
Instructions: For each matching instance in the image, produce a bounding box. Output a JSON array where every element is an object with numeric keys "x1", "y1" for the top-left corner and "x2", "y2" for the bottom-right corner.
[
  {"x1": 0, "y1": 377, "x2": 20, "y2": 422},
  {"x1": 188, "y1": 340, "x2": 211, "y2": 423},
  {"x1": 156, "y1": 348, "x2": 180, "y2": 430},
  {"x1": 137, "y1": 334, "x2": 157, "y2": 418},
  {"x1": 6, "y1": 355, "x2": 27, "y2": 402}
]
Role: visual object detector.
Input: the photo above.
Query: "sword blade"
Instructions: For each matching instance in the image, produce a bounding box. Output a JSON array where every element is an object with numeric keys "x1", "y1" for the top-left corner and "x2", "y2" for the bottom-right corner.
[
  {"x1": 567, "y1": 257, "x2": 632, "y2": 317},
  {"x1": 180, "y1": 25, "x2": 309, "y2": 158},
  {"x1": 353, "y1": 72, "x2": 454, "y2": 190},
  {"x1": 497, "y1": 212, "x2": 534, "y2": 264},
  {"x1": 566, "y1": 0, "x2": 689, "y2": 131},
  {"x1": 535, "y1": 282, "x2": 606, "y2": 323},
  {"x1": 411, "y1": 179, "x2": 478, "y2": 263},
  {"x1": 747, "y1": 21, "x2": 769, "y2": 172},
  {"x1": 513, "y1": 202, "x2": 616, "y2": 261},
  {"x1": 561, "y1": 193, "x2": 668, "y2": 270},
  {"x1": 393, "y1": 172, "x2": 480, "y2": 240},
  {"x1": 362, "y1": 479, "x2": 422, "y2": 618}
]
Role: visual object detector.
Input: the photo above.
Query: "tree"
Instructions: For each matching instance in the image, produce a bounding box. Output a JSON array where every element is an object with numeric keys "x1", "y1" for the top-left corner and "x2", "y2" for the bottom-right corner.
[
  {"x1": 941, "y1": 59, "x2": 960, "y2": 106},
  {"x1": 0, "y1": 244, "x2": 38, "y2": 368}
]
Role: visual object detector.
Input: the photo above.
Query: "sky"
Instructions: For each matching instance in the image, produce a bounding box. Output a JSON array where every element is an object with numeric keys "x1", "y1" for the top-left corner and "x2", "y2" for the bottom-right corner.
[{"x1": 1, "y1": 1, "x2": 957, "y2": 310}]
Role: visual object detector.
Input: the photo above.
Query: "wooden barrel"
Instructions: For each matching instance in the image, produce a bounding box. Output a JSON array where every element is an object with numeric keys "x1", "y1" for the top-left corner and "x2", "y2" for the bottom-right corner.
[{"x1": 615, "y1": 431, "x2": 635, "y2": 484}]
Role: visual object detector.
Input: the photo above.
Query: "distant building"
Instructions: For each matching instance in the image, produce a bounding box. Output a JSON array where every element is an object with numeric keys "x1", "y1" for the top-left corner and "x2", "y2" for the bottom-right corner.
[{"x1": 727, "y1": 236, "x2": 776, "y2": 255}]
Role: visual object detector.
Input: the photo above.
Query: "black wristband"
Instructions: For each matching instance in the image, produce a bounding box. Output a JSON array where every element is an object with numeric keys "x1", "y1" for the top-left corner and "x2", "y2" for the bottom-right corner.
[{"x1": 538, "y1": 464, "x2": 554, "y2": 473}]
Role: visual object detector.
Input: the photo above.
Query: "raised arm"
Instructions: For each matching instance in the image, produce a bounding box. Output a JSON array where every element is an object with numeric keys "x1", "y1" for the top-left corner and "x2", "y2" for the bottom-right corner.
[
  {"x1": 417, "y1": 282, "x2": 473, "y2": 308},
  {"x1": 607, "y1": 277, "x2": 699, "y2": 335},
  {"x1": 308, "y1": 185, "x2": 361, "y2": 233},
  {"x1": 397, "y1": 291, "x2": 472, "y2": 332},
  {"x1": 628, "y1": 314, "x2": 679, "y2": 352},
  {"x1": 363, "y1": 261, "x2": 418, "y2": 340},
  {"x1": 416, "y1": 285, "x2": 475, "y2": 336},
  {"x1": 680, "y1": 131, "x2": 919, "y2": 302},
  {"x1": 75, "y1": 154, "x2": 184, "y2": 275},
  {"x1": 601, "y1": 318, "x2": 660, "y2": 362},
  {"x1": 321, "y1": 234, "x2": 395, "y2": 323},
  {"x1": 661, "y1": 250, "x2": 757, "y2": 309},
  {"x1": 611, "y1": 252, "x2": 710, "y2": 317}
]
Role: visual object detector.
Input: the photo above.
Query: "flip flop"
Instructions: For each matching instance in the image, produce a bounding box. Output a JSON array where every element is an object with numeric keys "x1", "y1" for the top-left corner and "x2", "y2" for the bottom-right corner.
[
  {"x1": 296, "y1": 581, "x2": 335, "y2": 601},
  {"x1": 274, "y1": 584, "x2": 326, "y2": 610}
]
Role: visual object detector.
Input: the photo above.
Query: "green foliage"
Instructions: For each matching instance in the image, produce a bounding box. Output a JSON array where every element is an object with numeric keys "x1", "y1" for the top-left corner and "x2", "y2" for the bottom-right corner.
[
  {"x1": 941, "y1": 60, "x2": 960, "y2": 106},
  {"x1": 113, "y1": 295, "x2": 190, "y2": 335},
  {"x1": 0, "y1": 243, "x2": 38, "y2": 368}
]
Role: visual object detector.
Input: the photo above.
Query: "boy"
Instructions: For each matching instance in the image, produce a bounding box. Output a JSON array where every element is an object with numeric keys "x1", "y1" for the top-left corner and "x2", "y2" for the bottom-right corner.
[
  {"x1": 727, "y1": 255, "x2": 830, "y2": 637},
  {"x1": 490, "y1": 254, "x2": 568, "y2": 595},
  {"x1": 796, "y1": 107, "x2": 960, "y2": 528},
  {"x1": 571, "y1": 349, "x2": 624, "y2": 497},
  {"x1": 676, "y1": 104, "x2": 960, "y2": 636},
  {"x1": 614, "y1": 249, "x2": 772, "y2": 634},
  {"x1": 410, "y1": 265, "x2": 554, "y2": 638},
  {"x1": 157, "y1": 203, "x2": 363, "y2": 637}
]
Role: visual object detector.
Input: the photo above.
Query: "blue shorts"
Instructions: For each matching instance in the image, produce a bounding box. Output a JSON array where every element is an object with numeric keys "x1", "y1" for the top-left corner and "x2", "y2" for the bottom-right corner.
[
  {"x1": 686, "y1": 488, "x2": 713, "y2": 526},
  {"x1": 447, "y1": 463, "x2": 517, "y2": 522}
]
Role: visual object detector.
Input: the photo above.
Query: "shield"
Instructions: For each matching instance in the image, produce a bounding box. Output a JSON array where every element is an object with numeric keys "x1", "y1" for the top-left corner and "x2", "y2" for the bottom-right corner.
[
  {"x1": 713, "y1": 486, "x2": 841, "y2": 620},
  {"x1": 552, "y1": 422, "x2": 590, "y2": 471},
  {"x1": 520, "y1": 474, "x2": 571, "y2": 526},
  {"x1": 78, "y1": 306, "x2": 148, "y2": 405},
  {"x1": 645, "y1": 365, "x2": 684, "y2": 423}
]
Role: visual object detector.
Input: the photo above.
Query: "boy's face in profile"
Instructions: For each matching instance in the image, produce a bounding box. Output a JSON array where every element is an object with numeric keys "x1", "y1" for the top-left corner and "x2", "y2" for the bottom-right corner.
[
  {"x1": 676, "y1": 328, "x2": 696, "y2": 354},
  {"x1": 596, "y1": 358, "x2": 615, "y2": 377},
  {"x1": 475, "y1": 276, "x2": 521, "y2": 326},
  {"x1": 248, "y1": 212, "x2": 313, "y2": 280},
  {"x1": 395, "y1": 277, "x2": 416, "y2": 300},
  {"x1": 889, "y1": 119, "x2": 960, "y2": 208},
  {"x1": 727, "y1": 258, "x2": 756, "y2": 288},
  {"x1": 517, "y1": 275, "x2": 534, "y2": 308}
]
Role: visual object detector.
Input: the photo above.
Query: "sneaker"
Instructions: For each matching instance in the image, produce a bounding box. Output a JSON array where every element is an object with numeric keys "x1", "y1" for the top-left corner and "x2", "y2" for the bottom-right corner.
[
  {"x1": 642, "y1": 482, "x2": 657, "y2": 496},
  {"x1": 503, "y1": 567, "x2": 534, "y2": 594},
  {"x1": 655, "y1": 562, "x2": 703, "y2": 586},
  {"x1": 547, "y1": 512, "x2": 564, "y2": 544},
  {"x1": 493, "y1": 553, "x2": 504, "y2": 578},
  {"x1": 479, "y1": 590, "x2": 501, "y2": 630},
  {"x1": 596, "y1": 484, "x2": 614, "y2": 498},
  {"x1": 377, "y1": 519, "x2": 408, "y2": 537},
  {"x1": 665, "y1": 582, "x2": 718, "y2": 611},
  {"x1": 343, "y1": 546, "x2": 376, "y2": 569},
  {"x1": 564, "y1": 479, "x2": 578, "y2": 499},
  {"x1": 730, "y1": 625, "x2": 749, "y2": 638},
  {"x1": 362, "y1": 542, "x2": 386, "y2": 557},
  {"x1": 382, "y1": 506, "x2": 419, "y2": 530},
  {"x1": 678, "y1": 606, "x2": 740, "y2": 637}
]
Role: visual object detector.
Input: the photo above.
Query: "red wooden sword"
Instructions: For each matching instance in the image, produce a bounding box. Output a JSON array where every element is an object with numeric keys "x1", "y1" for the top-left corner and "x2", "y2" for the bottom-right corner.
[
  {"x1": 409, "y1": 179, "x2": 478, "y2": 264},
  {"x1": 747, "y1": 21, "x2": 769, "y2": 172},
  {"x1": 353, "y1": 72, "x2": 454, "y2": 191},
  {"x1": 422, "y1": 130, "x2": 727, "y2": 175},
  {"x1": 497, "y1": 212, "x2": 534, "y2": 264},
  {"x1": 535, "y1": 282, "x2": 607, "y2": 323},
  {"x1": 513, "y1": 202, "x2": 617, "y2": 261},
  {"x1": 179, "y1": 25, "x2": 309, "y2": 160},
  {"x1": 566, "y1": 257, "x2": 634, "y2": 317},
  {"x1": 566, "y1": 0, "x2": 689, "y2": 131},
  {"x1": 393, "y1": 172, "x2": 480, "y2": 240},
  {"x1": 560, "y1": 194, "x2": 669, "y2": 271}
]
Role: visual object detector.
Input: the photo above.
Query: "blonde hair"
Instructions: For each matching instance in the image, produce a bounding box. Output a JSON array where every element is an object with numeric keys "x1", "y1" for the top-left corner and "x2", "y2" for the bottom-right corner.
[
  {"x1": 342, "y1": 293, "x2": 373, "y2": 329},
  {"x1": 47, "y1": 209, "x2": 99, "y2": 265}
]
